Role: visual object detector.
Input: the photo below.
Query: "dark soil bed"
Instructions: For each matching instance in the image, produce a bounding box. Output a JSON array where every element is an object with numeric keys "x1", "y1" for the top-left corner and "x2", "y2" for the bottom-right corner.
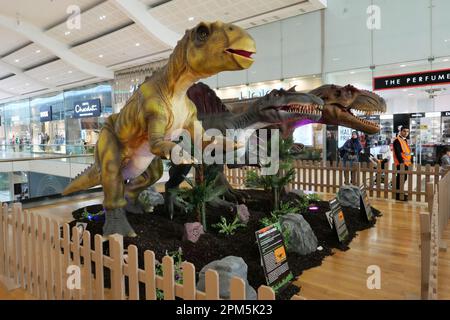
[{"x1": 70, "y1": 189, "x2": 381, "y2": 300}]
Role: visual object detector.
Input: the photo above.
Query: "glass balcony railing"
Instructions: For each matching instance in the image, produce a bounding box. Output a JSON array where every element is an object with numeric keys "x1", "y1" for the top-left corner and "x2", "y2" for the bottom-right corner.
[{"x1": 0, "y1": 149, "x2": 95, "y2": 203}]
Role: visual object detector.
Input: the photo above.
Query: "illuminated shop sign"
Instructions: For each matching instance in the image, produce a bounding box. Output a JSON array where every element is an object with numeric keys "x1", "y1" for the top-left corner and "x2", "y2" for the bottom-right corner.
[
  {"x1": 442, "y1": 111, "x2": 450, "y2": 117},
  {"x1": 73, "y1": 99, "x2": 101, "y2": 118},
  {"x1": 373, "y1": 68, "x2": 450, "y2": 90},
  {"x1": 39, "y1": 105, "x2": 52, "y2": 122},
  {"x1": 410, "y1": 113, "x2": 425, "y2": 118}
]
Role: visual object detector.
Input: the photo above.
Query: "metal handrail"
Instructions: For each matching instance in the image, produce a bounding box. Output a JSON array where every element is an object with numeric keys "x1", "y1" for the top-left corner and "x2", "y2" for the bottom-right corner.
[{"x1": 0, "y1": 153, "x2": 94, "y2": 163}]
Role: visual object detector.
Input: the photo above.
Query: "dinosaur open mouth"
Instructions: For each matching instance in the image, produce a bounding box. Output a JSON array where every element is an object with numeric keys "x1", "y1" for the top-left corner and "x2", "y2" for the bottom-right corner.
[
  {"x1": 345, "y1": 107, "x2": 381, "y2": 130},
  {"x1": 225, "y1": 48, "x2": 254, "y2": 59},
  {"x1": 280, "y1": 103, "x2": 323, "y2": 115}
]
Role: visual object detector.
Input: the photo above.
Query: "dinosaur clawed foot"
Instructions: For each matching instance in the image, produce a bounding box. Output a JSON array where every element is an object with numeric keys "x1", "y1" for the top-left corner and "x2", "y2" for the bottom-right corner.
[{"x1": 103, "y1": 208, "x2": 137, "y2": 237}]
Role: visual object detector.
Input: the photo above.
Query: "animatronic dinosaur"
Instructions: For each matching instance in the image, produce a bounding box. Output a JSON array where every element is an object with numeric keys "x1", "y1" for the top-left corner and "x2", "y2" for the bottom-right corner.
[
  {"x1": 62, "y1": 21, "x2": 257, "y2": 237},
  {"x1": 163, "y1": 82, "x2": 325, "y2": 217},
  {"x1": 311, "y1": 84, "x2": 386, "y2": 134},
  {"x1": 164, "y1": 83, "x2": 386, "y2": 217}
]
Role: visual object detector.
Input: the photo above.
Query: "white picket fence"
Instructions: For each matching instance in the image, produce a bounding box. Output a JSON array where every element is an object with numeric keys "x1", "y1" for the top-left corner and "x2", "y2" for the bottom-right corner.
[{"x1": 0, "y1": 202, "x2": 306, "y2": 300}]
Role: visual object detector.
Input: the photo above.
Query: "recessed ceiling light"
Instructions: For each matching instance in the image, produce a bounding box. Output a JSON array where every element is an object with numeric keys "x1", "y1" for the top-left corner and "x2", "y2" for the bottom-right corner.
[
  {"x1": 444, "y1": 59, "x2": 449, "y2": 62},
  {"x1": 188, "y1": 17, "x2": 194, "y2": 21},
  {"x1": 332, "y1": 57, "x2": 340, "y2": 61},
  {"x1": 14, "y1": 59, "x2": 19, "y2": 63},
  {"x1": 9, "y1": 88, "x2": 14, "y2": 90},
  {"x1": 445, "y1": 39, "x2": 449, "y2": 43},
  {"x1": 45, "y1": 77, "x2": 50, "y2": 80},
  {"x1": 350, "y1": 71, "x2": 355, "y2": 74},
  {"x1": 408, "y1": 93, "x2": 415, "y2": 96},
  {"x1": 98, "y1": 54, "x2": 103, "y2": 58},
  {"x1": 35, "y1": 49, "x2": 41, "y2": 54},
  {"x1": 402, "y1": 89, "x2": 408, "y2": 92},
  {"x1": 135, "y1": 42, "x2": 140, "y2": 47},
  {"x1": 25, "y1": 83, "x2": 29, "y2": 86},
  {"x1": 99, "y1": 15, "x2": 106, "y2": 20},
  {"x1": 65, "y1": 31, "x2": 71, "y2": 36},
  {"x1": 400, "y1": 64, "x2": 407, "y2": 67},
  {"x1": 68, "y1": 70, "x2": 73, "y2": 74}
]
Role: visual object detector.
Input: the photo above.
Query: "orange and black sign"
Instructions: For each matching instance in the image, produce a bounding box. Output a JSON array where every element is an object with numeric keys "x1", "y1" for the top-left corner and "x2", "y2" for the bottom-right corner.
[
  {"x1": 255, "y1": 223, "x2": 293, "y2": 291},
  {"x1": 329, "y1": 198, "x2": 349, "y2": 243}
]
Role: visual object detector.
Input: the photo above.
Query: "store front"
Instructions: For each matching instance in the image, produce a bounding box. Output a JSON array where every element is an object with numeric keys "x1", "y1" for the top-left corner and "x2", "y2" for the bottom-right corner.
[
  {"x1": 325, "y1": 59, "x2": 450, "y2": 166},
  {"x1": 64, "y1": 84, "x2": 112, "y2": 154},
  {"x1": 30, "y1": 92, "x2": 66, "y2": 153}
]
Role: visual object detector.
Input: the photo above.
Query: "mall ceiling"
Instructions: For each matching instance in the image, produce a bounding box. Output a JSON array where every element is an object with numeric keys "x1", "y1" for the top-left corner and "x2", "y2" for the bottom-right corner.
[{"x1": 0, "y1": 0, "x2": 327, "y2": 103}]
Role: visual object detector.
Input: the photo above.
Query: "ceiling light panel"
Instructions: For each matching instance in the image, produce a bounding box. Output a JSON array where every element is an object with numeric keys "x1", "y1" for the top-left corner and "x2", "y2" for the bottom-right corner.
[
  {"x1": 25, "y1": 60, "x2": 91, "y2": 86},
  {"x1": 71, "y1": 24, "x2": 170, "y2": 67},
  {"x1": 0, "y1": 74, "x2": 46, "y2": 95},
  {"x1": 149, "y1": 0, "x2": 313, "y2": 33},
  {"x1": 46, "y1": 1, "x2": 132, "y2": 46},
  {"x1": 1, "y1": 44, "x2": 56, "y2": 70}
]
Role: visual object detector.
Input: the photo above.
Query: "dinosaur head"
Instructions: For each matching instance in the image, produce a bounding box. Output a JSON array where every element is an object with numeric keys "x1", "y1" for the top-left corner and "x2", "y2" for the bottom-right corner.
[
  {"x1": 184, "y1": 21, "x2": 256, "y2": 77},
  {"x1": 251, "y1": 87, "x2": 324, "y2": 134},
  {"x1": 309, "y1": 84, "x2": 386, "y2": 134}
]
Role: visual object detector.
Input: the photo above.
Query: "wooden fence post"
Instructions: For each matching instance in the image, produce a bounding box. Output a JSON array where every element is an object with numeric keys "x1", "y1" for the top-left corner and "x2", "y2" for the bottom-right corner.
[
  {"x1": 229, "y1": 276, "x2": 246, "y2": 300},
  {"x1": 181, "y1": 261, "x2": 196, "y2": 300},
  {"x1": 257, "y1": 285, "x2": 275, "y2": 300},
  {"x1": 144, "y1": 250, "x2": 156, "y2": 300},
  {"x1": 94, "y1": 234, "x2": 105, "y2": 300},
  {"x1": 110, "y1": 234, "x2": 125, "y2": 300},
  {"x1": 205, "y1": 269, "x2": 220, "y2": 300},
  {"x1": 420, "y1": 212, "x2": 431, "y2": 300},
  {"x1": 162, "y1": 255, "x2": 175, "y2": 300},
  {"x1": 127, "y1": 244, "x2": 139, "y2": 300}
]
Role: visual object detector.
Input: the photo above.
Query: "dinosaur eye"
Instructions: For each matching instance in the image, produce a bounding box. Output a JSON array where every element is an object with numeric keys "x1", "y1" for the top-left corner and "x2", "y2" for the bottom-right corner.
[{"x1": 196, "y1": 25, "x2": 209, "y2": 42}]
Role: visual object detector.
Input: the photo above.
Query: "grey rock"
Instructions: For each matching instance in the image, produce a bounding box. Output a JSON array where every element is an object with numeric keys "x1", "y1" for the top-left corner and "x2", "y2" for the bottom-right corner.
[
  {"x1": 337, "y1": 185, "x2": 361, "y2": 208},
  {"x1": 183, "y1": 222, "x2": 205, "y2": 243},
  {"x1": 138, "y1": 186, "x2": 164, "y2": 212},
  {"x1": 236, "y1": 204, "x2": 250, "y2": 224},
  {"x1": 279, "y1": 214, "x2": 318, "y2": 255},
  {"x1": 197, "y1": 256, "x2": 257, "y2": 300}
]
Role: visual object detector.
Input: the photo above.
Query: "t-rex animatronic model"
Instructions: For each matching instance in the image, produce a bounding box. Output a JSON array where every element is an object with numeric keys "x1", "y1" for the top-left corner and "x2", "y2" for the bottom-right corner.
[
  {"x1": 164, "y1": 83, "x2": 386, "y2": 218},
  {"x1": 63, "y1": 21, "x2": 257, "y2": 237},
  {"x1": 164, "y1": 82, "x2": 325, "y2": 217}
]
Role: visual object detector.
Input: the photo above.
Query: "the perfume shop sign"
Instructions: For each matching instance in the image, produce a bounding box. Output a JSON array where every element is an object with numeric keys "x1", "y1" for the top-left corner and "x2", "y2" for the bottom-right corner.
[{"x1": 373, "y1": 68, "x2": 450, "y2": 91}]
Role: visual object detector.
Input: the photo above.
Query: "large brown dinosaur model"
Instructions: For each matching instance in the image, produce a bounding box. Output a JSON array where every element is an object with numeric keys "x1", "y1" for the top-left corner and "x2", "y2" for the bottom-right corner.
[
  {"x1": 164, "y1": 83, "x2": 386, "y2": 217},
  {"x1": 62, "y1": 21, "x2": 256, "y2": 237}
]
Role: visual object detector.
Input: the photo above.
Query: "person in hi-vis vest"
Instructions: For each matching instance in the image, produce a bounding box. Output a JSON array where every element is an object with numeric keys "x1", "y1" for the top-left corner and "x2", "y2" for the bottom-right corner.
[{"x1": 393, "y1": 126, "x2": 412, "y2": 201}]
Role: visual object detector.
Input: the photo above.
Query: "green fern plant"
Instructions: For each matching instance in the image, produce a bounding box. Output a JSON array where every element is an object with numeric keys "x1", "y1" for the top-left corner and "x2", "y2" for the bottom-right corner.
[
  {"x1": 212, "y1": 216, "x2": 245, "y2": 236},
  {"x1": 170, "y1": 168, "x2": 226, "y2": 232}
]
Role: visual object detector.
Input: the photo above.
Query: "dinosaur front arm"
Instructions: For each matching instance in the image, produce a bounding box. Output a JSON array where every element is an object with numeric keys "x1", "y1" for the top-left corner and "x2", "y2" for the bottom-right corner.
[{"x1": 146, "y1": 106, "x2": 177, "y2": 159}]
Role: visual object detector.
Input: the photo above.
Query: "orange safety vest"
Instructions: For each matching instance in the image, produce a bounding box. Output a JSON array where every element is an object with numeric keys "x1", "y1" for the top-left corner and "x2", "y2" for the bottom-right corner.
[{"x1": 393, "y1": 136, "x2": 412, "y2": 166}]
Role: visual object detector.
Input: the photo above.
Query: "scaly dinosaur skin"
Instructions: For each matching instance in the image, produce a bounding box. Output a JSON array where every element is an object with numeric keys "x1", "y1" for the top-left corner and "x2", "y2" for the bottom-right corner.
[
  {"x1": 310, "y1": 84, "x2": 386, "y2": 134},
  {"x1": 164, "y1": 83, "x2": 324, "y2": 218},
  {"x1": 63, "y1": 21, "x2": 256, "y2": 237},
  {"x1": 164, "y1": 84, "x2": 386, "y2": 217}
]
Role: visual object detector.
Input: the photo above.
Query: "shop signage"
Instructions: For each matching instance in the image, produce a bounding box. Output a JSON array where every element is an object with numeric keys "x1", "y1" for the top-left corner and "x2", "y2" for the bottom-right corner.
[
  {"x1": 255, "y1": 223, "x2": 293, "y2": 291},
  {"x1": 328, "y1": 198, "x2": 349, "y2": 242},
  {"x1": 338, "y1": 126, "x2": 352, "y2": 148},
  {"x1": 441, "y1": 111, "x2": 450, "y2": 117},
  {"x1": 359, "y1": 185, "x2": 373, "y2": 222},
  {"x1": 373, "y1": 68, "x2": 450, "y2": 91},
  {"x1": 410, "y1": 113, "x2": 425, "y2": 118},
  {"x1": 39, "y1": 105, "x2": 52, "y2": 122},
  {"x1": 73, "y1": 99, "x2": 101, "y2": 118}
]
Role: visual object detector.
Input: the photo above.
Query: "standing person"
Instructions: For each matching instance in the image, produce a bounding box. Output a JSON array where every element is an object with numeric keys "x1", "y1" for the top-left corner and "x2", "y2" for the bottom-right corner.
[
  {"x1": 326, "y1": 131, "x2": 337, "y2": 162},
  {"x1": 393, "y1": 126, "x2": 412, "y2": 201},
  {"x1": 441, "y1": 146, "x2": 450, "y2": 173},
  {"x1": 340, "y1": 131, "x2": 362, "y2": 167},
  {"x1": 340, "y1": 131, "x2": 362, "y2": 184}
]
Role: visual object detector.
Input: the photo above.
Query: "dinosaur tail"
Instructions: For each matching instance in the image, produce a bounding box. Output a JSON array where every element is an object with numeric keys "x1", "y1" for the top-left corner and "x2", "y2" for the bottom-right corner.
[{"x1": 62, "y1": 163, "x2": 101, "y2": 196}]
